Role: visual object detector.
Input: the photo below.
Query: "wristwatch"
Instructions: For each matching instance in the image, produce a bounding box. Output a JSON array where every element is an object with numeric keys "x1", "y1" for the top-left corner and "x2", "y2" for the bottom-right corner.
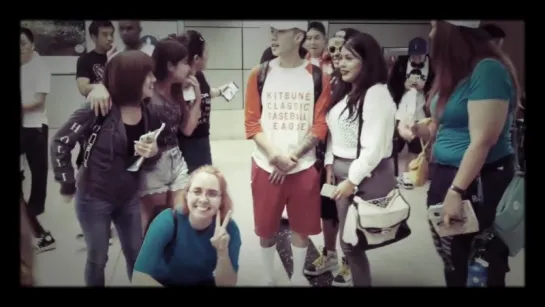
[{"x1": 449, "y1": 185, "x2": 465, "y2": 195}]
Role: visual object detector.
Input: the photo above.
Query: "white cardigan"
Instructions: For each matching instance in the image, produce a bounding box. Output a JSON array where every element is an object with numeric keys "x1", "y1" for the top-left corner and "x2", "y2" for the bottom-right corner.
[{"x1": 325, "y1": 84, "x2": 397, "y2": 185}]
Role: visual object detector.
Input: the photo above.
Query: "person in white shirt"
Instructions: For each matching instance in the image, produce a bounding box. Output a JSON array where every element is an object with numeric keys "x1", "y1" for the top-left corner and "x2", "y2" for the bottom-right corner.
[
  {"x1": 20, "y1": 27, "x2": 56, "y2": 254},
  {"x1": 324, "y1": 32, "x2": 397, "y2": 286}
]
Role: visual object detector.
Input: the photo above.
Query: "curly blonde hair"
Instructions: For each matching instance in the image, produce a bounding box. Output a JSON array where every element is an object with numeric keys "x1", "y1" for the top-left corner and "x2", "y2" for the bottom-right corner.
[{"x1": 179, "y1": 165, "x2": 233, "y2": 224}]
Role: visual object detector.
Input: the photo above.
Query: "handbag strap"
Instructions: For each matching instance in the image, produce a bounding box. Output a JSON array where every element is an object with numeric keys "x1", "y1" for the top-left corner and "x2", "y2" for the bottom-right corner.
[
  {"x1": 83, "y1": 113, "x2": 107, "y2": 168},
  {"x1": 356, "y1": 99, "x2": 399, "y2": 176}
]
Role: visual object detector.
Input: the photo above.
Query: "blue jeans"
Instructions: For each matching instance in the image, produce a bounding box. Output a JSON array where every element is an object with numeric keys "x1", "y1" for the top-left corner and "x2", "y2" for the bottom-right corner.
[{"x1": 76, "y1": 191, "x2": 143, "y2": 286}]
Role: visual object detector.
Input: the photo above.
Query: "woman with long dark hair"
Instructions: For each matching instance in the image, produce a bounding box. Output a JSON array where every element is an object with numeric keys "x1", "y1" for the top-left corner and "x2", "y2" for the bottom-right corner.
[
  {"x1": 304, "y1": 28, "x2": 361, "y2": 287},
  {"x1": 51, "y1": 50, "x2": 160, "y2": 286},
  {"x1": 401, "y1": 20, "x2": 522, "y2": 287},
  {"x1": 174, "y1": 31, "x2": 231, "y2": 173},
  {"x1": 323, "y1": 32, "x2": 397, "y2": 286},
  {"x1": 139, "y1": 39, "x2": 202, "y2": 232}
]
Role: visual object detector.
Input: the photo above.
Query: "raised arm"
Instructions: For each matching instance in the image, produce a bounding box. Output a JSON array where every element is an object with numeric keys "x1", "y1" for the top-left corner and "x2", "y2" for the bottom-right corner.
[
  {"x1": 180, "y1": 76, "x2": 203, "y2": 136},
  {"x1": 75, "y1": 55, "x2": 99, "y2": 97},
  {"x1": 50, "y1": 103, "x2": 96, "y2": 196}
]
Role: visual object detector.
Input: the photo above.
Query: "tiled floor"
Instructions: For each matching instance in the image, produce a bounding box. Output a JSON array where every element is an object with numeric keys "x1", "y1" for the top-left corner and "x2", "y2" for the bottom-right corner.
[{"x1": 22, "y1": 135, "x2": 525, "y2": 287}]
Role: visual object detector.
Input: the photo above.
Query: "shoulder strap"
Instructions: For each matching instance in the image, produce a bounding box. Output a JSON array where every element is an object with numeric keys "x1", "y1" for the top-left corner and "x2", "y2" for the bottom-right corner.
[
  {"x1": 356, "y1": 101, "x2": 364, "y2": 158},
  {"x1": 311, "y1": 65, "x2": 323, "y2": 104},
  {"x1": 82, "y1": 114, "x2": 107, "y2": 168},
  {"x1": 257, "y1": 61, "x2": 269, "y2": 111}
]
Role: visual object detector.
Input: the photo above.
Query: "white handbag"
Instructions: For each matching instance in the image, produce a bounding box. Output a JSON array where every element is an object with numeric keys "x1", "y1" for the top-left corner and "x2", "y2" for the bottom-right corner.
[{"x1": 343, "y1": 189, "x2": 412, "y2": 249}]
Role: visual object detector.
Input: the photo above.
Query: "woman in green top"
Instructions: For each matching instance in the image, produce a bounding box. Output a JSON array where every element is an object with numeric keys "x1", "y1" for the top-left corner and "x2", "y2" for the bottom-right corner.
[{"x1": 399, "y1": 20, "x2": 522, "y2": 287}]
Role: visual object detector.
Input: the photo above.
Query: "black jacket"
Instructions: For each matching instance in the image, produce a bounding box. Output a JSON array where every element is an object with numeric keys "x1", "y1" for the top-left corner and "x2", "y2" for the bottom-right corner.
[
  {"x1": 387, "y1": 55, "x2": 435, "y2": 106},
  {"x1": 51, "y1": 103, "x2": 160, "y2": 204}
]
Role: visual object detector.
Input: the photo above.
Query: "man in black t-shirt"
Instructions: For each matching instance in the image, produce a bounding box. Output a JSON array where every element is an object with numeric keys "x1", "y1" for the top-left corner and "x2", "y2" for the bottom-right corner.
[
  {"x1": 75, "y1": 20, "x2": 114, "y2": 169},
  {"x1": 74, "y1": 20, "x2": 115, "y2": 244},
  {"x1": 76, "y1": 20, "x2": 113, "y2": 97}
]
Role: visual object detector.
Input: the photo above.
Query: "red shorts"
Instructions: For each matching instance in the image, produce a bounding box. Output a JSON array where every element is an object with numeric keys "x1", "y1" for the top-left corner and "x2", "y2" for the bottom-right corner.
[{"x1": 251, "y1": 159, "x2": 322, "y2": 238}]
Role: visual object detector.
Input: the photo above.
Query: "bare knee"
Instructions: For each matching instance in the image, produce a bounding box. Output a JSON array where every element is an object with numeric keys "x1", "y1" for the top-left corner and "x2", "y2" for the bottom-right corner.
[
  {"x1": 291, "y1": 231, "x2": 308, "y2": 248},
  {"x1": 260, "y1": 237, "x2": 276, "y2": 248}
]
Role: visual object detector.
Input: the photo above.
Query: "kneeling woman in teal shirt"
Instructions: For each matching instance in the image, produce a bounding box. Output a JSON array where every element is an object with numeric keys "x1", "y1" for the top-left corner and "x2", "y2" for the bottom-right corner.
[
  {"x1": 400, "y1": 20, "x2": 522, "y2": 287},
  {"x1": 132, "y1": 166, "x2": 241, "y2": 286}
]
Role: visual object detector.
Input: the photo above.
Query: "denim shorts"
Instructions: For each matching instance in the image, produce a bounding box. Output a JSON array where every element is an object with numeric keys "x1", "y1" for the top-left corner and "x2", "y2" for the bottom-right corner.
[{"x1": 139, "y1": 147, "x2": 189, "y2": 196}]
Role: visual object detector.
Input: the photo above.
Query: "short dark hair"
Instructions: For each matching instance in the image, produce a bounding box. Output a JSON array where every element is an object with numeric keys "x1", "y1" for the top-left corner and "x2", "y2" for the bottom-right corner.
[
  {"x1": 308, "y1": 21, "x2": 326, "y2": 36},
  {"x1": 480, "y1": 24, "x2": 506, "y2": 39},
  {"x1": 152, "y1": 39, "x2": 189, "y2": 81},
  {"x1": 20, "y1": 27, "x2": 34, "y2": 43},
  {"x1": 103, "y1": 50, "x2": 154, "y2": 106},
  {"x1": 174, "y1": 30, "x2": 206, "y2": 65},
  {"x1": 89, "y1": 20, "x2": 114, "y2": 37}
]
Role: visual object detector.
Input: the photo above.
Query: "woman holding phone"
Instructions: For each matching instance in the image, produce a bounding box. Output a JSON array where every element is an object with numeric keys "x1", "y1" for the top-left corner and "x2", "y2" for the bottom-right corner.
[
  {"x1": 173, "y1": 31, "x2": 234, "y2": 173},
  {"x1": 86, "y1": 39, "x2": 203, "y2": 233}
]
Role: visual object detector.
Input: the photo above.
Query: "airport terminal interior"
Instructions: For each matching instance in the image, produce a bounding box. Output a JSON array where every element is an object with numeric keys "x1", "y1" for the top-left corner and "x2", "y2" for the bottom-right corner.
[{"x1": 21, "y1": 20, "x2": 525, "y2": 286}]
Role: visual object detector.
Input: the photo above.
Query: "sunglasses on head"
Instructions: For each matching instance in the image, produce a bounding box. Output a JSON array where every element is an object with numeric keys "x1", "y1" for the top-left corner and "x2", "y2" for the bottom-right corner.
[{"x1": 328, "y1": 45, "x2": 341, "y2": 54}]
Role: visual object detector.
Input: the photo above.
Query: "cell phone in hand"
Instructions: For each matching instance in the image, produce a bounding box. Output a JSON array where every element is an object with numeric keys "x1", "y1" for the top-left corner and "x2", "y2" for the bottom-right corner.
[
  {"x1": 320, "y1": 183, "x2": 337, "y2": 199},
  {"x1": 428, "y1": 200, "x2": 479, "y2": 237},
  {"x1": 183, "y1": 87, "x2": 196, "y2": 101},
  {"x1": 220, "y1": 82, "x2": 240, "y2": 102}
]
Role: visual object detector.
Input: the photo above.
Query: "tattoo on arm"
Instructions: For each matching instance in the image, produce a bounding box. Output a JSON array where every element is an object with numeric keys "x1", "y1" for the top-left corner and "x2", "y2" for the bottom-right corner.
[{"x1": 292, "y1": 133, "x2": 320, "y2": 159}]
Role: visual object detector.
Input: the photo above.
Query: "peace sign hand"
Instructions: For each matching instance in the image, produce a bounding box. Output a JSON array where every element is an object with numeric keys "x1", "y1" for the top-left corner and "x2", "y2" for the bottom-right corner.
[{"x1": 211, "y1": 210, "x2": 233, "y2": 253}]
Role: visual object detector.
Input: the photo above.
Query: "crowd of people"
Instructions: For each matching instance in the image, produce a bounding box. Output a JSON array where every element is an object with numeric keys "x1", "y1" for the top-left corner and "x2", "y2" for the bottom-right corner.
[{"x1": 20, "y1": 19, "x2": 523, "y2": 287}]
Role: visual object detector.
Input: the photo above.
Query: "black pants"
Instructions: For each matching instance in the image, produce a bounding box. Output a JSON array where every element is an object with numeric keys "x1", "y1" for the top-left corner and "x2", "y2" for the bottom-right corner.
[
  {"x1": 178, "y1": 136, "x2": 212, "y2": 174},
  {"x1": 319, "y1": 165, "x2": 338, "y2": 224},
  {"x1": 20, "y1": 170, "x2": 45, "y2": 237},
  {"x1": 21, "y1": 124, "x2": 49, "y2": 217},
  {"x1": 427, "y1": 155, "x2": 513, "y2": 287}
]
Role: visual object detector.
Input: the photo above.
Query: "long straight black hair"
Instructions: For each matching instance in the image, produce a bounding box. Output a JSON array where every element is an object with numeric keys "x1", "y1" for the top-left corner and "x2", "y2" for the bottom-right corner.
[{"x1": 328, "y1": 32, "x2": 388, "y2": 121}]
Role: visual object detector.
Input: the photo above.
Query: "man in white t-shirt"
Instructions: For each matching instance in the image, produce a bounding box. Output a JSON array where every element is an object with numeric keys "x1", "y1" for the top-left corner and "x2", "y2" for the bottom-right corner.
[
  {"x1": 20, "y1": 27, "x2": 56, "y2": 253},
  {"x1": 245, "y1": 21, "x2": 330, "y2": 286}
]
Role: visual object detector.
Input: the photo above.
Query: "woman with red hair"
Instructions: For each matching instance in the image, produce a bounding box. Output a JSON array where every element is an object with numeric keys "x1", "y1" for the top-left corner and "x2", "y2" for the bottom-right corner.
[
  {"x1": 132, "y1": 165, "x2": 241, "y2": 287},
  {"x1": 401, "y1": 20, "x2": 522, "y2": 287}
]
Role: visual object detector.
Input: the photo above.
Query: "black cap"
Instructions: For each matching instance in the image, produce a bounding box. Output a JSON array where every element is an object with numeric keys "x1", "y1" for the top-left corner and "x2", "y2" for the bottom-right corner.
[{"x1": 408, "y1": 37, "x2": 427, "y2": 56}]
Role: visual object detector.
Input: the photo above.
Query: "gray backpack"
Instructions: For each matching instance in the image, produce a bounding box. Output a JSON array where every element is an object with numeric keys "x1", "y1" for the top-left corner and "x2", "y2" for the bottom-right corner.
[{"x1": 493, "y1": 120, "x2": 525, "y2": 256}]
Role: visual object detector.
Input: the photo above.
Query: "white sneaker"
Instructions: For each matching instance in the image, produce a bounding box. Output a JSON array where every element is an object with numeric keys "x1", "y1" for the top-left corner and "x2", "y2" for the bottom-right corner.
[
  {"x1": 332, "y1": 257, "x2": 353, "y2": 287},
  {"x1": 397, "y1": 173, "x2": 414, "y2": 190},
  {"x1": 304, "y1": 247, "x2": 339, "y2": 276}
]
